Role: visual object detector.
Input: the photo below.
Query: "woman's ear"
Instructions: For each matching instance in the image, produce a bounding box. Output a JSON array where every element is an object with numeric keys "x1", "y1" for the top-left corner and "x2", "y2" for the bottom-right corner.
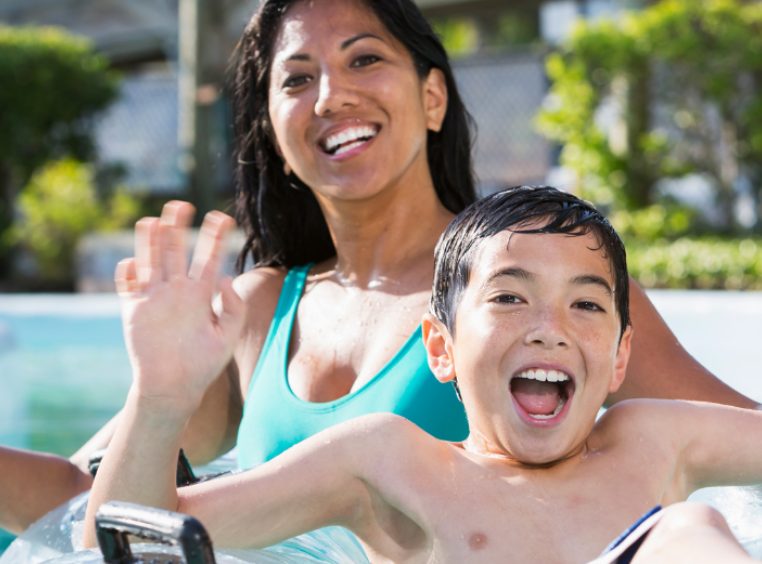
[
  {"x1": 423, "y1": 68, "x2": 448, "y2": 133},
  {"x1": 422, "y1": 313, "x2": 456, "y2": 383},
  {"x1": 609, "y1": 325, "x2": 633, "y2": 393}
]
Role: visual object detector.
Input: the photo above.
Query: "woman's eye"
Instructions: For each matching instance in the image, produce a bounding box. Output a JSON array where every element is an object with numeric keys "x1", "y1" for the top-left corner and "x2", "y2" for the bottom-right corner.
[
  {"x1": 282, "y1": 74, "x2": 311, "y2": 89},
  {"x1": 351, "y1": 54, "x2": 381, "y2": 68},
  {"x1": 575, "y1": 301, "x2": 605, "y2": 312}
]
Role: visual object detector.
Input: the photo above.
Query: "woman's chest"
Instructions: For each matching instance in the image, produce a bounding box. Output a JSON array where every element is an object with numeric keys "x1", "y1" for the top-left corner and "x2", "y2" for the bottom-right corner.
[{"x1": 287, "y1": 290, "x2": 429, "y2": 402}]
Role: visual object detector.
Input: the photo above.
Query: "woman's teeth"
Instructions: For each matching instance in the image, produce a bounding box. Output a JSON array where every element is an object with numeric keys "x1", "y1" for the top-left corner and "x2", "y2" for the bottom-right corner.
[{"x1": 324, "y1": 126, "x2": 377, "y2": 155}]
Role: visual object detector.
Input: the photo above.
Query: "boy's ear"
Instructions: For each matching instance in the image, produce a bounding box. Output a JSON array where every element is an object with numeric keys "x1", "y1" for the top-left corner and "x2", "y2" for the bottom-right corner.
[
  {"x1": 423, "y1": 68, "x2": 448, "y2": 133},
  {"x1": 609, "y1": 325, "x2": 633, "y2": 393},
  {"x1": 421, "y1": 312, "x2": 456, "y2": 383}
]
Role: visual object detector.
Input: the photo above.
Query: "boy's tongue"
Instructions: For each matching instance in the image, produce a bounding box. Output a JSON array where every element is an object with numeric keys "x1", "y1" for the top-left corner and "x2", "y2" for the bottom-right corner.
[{"x1": 511, "y1": 379, "x2": 562, "y2": 416}]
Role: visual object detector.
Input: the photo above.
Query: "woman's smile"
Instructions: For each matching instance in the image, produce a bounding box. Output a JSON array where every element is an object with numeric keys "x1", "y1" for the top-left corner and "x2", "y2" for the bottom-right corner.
[{"x1": 267, "y1": 0, "x2": 444, "y2": 201}]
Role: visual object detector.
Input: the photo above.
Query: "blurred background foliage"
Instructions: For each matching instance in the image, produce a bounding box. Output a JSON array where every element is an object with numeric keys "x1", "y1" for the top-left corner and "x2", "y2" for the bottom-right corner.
[
  {"x1": 535, "y1": 0, "x2": 762, "y2": 288},
  {"x1": 11, "y1": 159, "x2": 141, "y2": 285},
  {"x1": 0, "y1": 25, "x2": 142, "y2": 289},
  {"x1": 1, "y1": 1, "x2": 761, "y2": 290}
]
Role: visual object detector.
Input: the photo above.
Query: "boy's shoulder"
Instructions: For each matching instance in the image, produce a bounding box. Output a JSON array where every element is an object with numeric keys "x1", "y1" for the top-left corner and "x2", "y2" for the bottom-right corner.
[
  {"x1": 595, "y1": 398, "x2": 707, "y2": 444},
  {"x1": 334, "y1": 412, "x2": 448, "y2": 449}
]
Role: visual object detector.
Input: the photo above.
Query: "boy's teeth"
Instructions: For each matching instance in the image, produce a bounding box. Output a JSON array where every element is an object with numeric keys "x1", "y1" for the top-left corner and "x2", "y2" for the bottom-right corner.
[
  {"x1": 324, "y1": 126, "x2": 377, "y2": 153},
  {"x1": 515, "y1": 369, "x2": 569, "y2": 383}
]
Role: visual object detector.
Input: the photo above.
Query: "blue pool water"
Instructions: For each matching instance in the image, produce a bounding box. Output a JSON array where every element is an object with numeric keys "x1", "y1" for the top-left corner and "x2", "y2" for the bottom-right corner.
[{"x1": 1, "y1": 291, "x2": 761, "y2": 560}]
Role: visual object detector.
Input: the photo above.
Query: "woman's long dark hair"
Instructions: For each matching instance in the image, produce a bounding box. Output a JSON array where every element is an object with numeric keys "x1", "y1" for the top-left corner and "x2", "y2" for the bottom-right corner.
[{"x1": 232, "y1": 0, "x2": 476, "y2": 271}]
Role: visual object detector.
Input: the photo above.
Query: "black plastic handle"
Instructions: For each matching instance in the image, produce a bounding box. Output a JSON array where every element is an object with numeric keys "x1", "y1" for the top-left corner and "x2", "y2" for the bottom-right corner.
[
  {"x1": 95, "y1": 500, "x2": 216, "y2": 563},
  {"x1": 89, "y1": 449, "x2": 199, "y2": 487}
]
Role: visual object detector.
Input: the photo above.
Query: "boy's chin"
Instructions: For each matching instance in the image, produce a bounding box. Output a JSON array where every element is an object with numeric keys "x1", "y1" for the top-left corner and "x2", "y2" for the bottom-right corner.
[{"x1": 509, "y1": 439, "x2": 587, "y2": 468}]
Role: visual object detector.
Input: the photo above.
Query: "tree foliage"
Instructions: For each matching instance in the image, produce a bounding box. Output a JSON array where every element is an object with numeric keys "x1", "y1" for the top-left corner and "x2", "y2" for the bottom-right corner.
[
  {"x1": 536, "y1": 0, "x2": 762, "y2": 234},
  {"x1": 12, "y1": 159, "x2": 141, "y2": 285},
  {"x1": 0, "y1": 25, "x2": 118, "y2": 272}
]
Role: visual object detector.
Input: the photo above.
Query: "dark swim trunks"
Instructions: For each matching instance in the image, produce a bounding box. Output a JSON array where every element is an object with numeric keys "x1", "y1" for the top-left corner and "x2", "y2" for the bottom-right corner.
[{"x1": 590, "y1": 506, "x2": 663, "y2": 564}]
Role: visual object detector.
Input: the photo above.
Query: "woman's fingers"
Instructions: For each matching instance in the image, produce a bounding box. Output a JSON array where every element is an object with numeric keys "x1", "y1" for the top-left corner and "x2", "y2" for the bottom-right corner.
[
  {"x1": 188, "y1": 211, "x2": 236, "y2": 283},
  {"x1": 134, "y1": 217, "x2": 161, "y2": 287},
  {"x1": 160, "y1": 201, "x2": 195, "y2": 280},
  {"x1": 114, "y1": 257, "x2": 138, "y2": 295}
]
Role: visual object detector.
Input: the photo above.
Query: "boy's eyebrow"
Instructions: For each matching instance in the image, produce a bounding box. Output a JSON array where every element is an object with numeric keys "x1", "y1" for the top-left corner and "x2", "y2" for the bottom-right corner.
[
  {"x1": 284, "y1": 33, "x2": 383, "y2": 62},
  {"x1": 482, "y1": 267, "x2": 534, "y2": 288},
  {"x1": 572, "y1": 274, "x2": 613, "y2": 296},
  {"x1": 482, "y1": 269, "x2": 613, "y2": 296}
]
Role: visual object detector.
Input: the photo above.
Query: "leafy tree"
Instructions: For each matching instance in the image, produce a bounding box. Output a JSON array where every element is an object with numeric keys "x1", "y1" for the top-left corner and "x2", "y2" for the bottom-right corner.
[
  {"x1": 0, "y1": 26, "x2": 118, "y2": 274},
  {"x1": 12, "y1": 159, "x2": 141, "y2": 285},
  {"x1": 536, "y1": 0, "x2": 762, "y2": 234}
]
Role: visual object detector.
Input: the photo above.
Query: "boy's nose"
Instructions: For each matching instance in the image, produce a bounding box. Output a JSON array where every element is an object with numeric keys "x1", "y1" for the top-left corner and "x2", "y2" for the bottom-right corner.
[
  {"x1": 314, "y1": 71, "x2": 360, "y2": 116},
  {"x1": 523, "y1": 310, "x2": 570, "y2": 349}
]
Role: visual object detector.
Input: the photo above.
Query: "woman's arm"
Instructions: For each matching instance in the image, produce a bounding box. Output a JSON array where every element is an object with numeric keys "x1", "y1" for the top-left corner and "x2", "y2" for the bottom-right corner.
[
  {"x1": 607, "y1": 279, "x2": 760, "y2": 408},
  {"x1": 83, "y1": 204, "x2": 246, "y2": 545},
  {"x1": 0, "y1": 447, "x2": 92, "y2": 534},
  {"x1": 672, "y1": 401, "x2": 762, "y2": 491}
]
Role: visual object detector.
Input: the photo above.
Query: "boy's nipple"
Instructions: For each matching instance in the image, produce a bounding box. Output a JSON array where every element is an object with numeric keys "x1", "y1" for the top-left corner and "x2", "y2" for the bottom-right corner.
[{"x1": 468, "y1": 531, "x2": 488, "y2": 551}]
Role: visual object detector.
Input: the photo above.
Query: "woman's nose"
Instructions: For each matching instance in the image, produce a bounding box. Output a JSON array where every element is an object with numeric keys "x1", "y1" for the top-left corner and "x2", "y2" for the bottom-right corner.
[{"x1": 314, "y1": 71, "x2": 360, "y2": 116}]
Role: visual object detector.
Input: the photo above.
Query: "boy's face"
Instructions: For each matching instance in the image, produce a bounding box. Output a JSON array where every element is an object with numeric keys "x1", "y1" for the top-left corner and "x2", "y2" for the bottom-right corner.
[{"x1": 424, "y1": 228, "x2": 632, "y2": 465}]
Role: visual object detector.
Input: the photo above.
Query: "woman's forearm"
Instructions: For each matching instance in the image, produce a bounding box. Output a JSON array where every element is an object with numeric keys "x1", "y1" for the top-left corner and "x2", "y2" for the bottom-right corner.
[
  {"x1": 0, "y1": 447, "x2": 93, "y2": 534},
  {"x1": 82, "y1": 387, "x2": 188, "y2": 547},
  {"x1": 608, "y1": 279, "x2": 760, "y2": 408}
]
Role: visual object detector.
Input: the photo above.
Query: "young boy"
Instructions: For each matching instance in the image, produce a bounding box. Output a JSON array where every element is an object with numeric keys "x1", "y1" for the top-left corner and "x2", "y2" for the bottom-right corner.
[{"x1": 84, "y1": 186, "x2": 760, "y2": 562}]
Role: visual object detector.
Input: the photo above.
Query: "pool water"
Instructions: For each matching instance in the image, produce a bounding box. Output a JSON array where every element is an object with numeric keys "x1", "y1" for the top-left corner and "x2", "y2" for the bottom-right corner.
[
  {"x1": 0, "y1": 295, "x2": 131, "y2": 554},
  {"x1": 1, "y1": 291, "x2": 761, "y2": 559}
]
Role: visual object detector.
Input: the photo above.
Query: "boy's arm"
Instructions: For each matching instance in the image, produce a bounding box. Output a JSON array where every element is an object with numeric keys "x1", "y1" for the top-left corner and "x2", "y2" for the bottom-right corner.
[
  {"x1": 607, "y1": 280, "x2": 760, "y2": 408},
  {"x1": 83, "y1": 395, "x2": 393, "y2": 550},
  {"x1": 678, "y1": 401, "x2": 762, "y2": 490}
]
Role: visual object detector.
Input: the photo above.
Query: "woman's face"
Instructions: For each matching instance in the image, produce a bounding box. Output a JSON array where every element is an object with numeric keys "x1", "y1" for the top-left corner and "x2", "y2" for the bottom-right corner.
[{"x1": 267, "y1": 0, "x2": 447, "y2": 203}]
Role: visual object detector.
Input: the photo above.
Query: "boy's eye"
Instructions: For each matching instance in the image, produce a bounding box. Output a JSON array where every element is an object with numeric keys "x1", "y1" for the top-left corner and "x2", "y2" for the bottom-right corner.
[
  {"x1": 574, "y1": 300, "x2": 605, "y2": 312},
  {"x1": 282, "y1": 74, "x2": 311, "y2": 89},
  {"x1": 351, "y1": 54, "x2": 381, "y2": 68},
  {"x1": 493, "y1": 294, "x2": 522, "y2": 305}
]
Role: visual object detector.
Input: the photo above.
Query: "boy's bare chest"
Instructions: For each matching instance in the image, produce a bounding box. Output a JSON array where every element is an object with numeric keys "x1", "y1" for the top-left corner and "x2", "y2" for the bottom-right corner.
[{"x1": 418, "y1": 455, "x2": 671, "y2": 563}]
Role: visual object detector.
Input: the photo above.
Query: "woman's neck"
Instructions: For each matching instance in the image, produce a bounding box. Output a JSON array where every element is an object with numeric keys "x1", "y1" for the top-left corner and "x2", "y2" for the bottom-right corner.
[{"x1": 316, "y1": 185, "x2": 454, "y2": 289}]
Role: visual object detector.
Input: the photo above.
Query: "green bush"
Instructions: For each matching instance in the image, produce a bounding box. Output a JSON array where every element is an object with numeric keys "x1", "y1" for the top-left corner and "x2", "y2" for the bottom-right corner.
[
  {"x1": 12, "y1": 159, "x2": 141, "y2": 284},
  {"x1": 627, "y1": 237, "x2": 762, "y2": 289},
  {"x1": 0, "y1": 25, "x2": 118, "y2": 273},
  {"x1": 536, "y1": 0, "x2": 762, "y2": 232}
]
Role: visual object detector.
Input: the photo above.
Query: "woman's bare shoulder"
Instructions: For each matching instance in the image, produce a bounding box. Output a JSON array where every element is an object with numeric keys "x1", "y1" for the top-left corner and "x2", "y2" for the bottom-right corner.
[
  {"x1": 234, "y1": 265, "x2": 287, "y2": 304},
  {"x1": 231, "y1": 266, "x2": 287, "y2": 387}
]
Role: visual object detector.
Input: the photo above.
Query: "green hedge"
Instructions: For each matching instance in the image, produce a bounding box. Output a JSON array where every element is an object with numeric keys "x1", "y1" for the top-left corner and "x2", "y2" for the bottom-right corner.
[{"x1": 626, "y1": 238, "x2": 762, "y2": 289}]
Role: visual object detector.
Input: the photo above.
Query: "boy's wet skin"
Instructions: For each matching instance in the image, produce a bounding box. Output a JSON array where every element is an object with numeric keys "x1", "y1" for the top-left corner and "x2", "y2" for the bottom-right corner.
[
  {"x1": 442, "y1": 229, "x2": 631, "y2": 466},
  {"x1": 85, "y1": 187, "x2": 762, "y2": 563}
]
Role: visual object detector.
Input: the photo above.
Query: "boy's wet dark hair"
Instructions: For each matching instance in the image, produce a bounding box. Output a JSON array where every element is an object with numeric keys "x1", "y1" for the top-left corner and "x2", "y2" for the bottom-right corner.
[
  {"x1": 431, "y1": 185, "x2": 630, "y2": 338},
  {"x1": 232, "y1": 0, "x2": 476, "y2": 270}
]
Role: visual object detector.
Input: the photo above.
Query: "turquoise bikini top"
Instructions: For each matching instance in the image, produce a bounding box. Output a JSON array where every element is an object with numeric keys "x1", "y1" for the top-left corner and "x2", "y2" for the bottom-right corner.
[{"x1": 235, "y1": 264, "x2": 468, "y2": 469}]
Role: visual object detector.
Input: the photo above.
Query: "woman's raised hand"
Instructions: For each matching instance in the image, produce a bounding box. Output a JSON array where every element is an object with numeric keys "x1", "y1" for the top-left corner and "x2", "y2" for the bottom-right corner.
[{"x1": 114, "y1": 201, "x2": 246, "y2": 417}]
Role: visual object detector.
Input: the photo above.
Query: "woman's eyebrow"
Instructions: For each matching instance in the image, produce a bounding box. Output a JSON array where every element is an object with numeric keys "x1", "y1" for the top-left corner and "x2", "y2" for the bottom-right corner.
[
  {"x1": 341, "y1": 32, "x2": 383, "y2": 50},
  {"x1": 283, "y1": 32, "x2": 383, "y2": 63}
]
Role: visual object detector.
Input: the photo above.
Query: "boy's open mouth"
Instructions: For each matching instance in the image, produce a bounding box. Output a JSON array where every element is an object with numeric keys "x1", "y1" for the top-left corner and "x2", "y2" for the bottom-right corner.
[{"x1": 510, "y1": 369, "x2": 574, "y2": 423}]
